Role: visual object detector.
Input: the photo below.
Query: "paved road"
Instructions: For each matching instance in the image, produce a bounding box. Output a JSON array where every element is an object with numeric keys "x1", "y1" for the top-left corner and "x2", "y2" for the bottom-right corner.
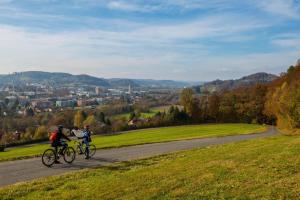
[{"x1": 0, "y1": 127, "x2": 278, "y2": 187}]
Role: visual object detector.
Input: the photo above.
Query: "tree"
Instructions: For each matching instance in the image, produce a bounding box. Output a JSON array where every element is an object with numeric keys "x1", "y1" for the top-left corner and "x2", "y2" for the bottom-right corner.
[
  {"x1": 96, "y1": 112, "x2": 106, "y2": 123},
  {"x1": 33, "y1": 126, "x2": 48, "y2": 140},
  {"x1": 265, "y1": 64, "x2": 300, "y2": 129},
  {"x1": 106, "y1": 118, "x2": 111, "y2": 126},
  {"x1": 83, "y1": 115, "x2": 97, "y2": 127},
  {"x1": 74, "y1": 110, "x2": 86, "y2": 128},
  {"x1": 180, "y1": 88, "x2": 200, "y2": 121},
  {"x1": 24, "y1": 127, "x2": 36, "y2": 140},
  {"x1": 24, "y1": 107, "x2": 35, "y2": 117},
  {"x1": 129, "y1": 112, "x2": 136, "y2": 121},
  {"x1": 219, "y1": 92, "x2": 237, "y2": 122},
  {"x1": 208, "y1": 94, "x2": 220, "y2": 122}
]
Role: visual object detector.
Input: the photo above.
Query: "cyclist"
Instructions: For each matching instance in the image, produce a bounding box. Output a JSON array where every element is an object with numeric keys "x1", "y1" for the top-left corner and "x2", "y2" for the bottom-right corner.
[
  {"x1": 51, "y1": 125, "x2": 71, "y2": 164},
  {"x1": 82, "y1": 125, "x2": 92, "y2": 159}
]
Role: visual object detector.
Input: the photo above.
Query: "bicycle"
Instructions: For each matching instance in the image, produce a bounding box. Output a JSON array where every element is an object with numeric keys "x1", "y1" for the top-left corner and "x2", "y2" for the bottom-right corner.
[
  {"x1": 42, "y1": 141, "x2": 76, "y2": 167},
  {"x1": 74, "y1": 140, "x2": 96, "y2": 158}
]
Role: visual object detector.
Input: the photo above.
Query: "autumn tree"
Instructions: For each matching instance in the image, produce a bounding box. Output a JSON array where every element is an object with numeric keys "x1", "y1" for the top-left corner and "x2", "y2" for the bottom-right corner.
[
  {"x1": 180, "y1": 88, "x2": 200, "y2": 121},
  {"x1": 74, "y1": 110, "x2": 86, "y2": 128},
  {"x1": 33, "y1": 126, "x2": 48, "y2": 140}
]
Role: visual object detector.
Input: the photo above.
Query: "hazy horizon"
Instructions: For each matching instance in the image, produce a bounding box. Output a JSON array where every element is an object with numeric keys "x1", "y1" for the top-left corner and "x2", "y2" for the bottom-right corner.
[
  {"x1": 0, "y1": 0, "x2": 299, "y2": 81},
  {"x1": 1, "y1": 69, "x2": 281, "y2": 83}
]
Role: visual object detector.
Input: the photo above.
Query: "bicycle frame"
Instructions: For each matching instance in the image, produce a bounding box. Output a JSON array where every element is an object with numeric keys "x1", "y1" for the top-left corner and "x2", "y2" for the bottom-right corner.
[{"x1": 74, "y1": 140, "x2": 84, "y2": 152}]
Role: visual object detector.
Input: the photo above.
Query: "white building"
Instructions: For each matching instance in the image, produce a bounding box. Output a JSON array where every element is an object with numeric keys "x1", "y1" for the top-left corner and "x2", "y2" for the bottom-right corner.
[
  {"x1": 95, "y1": 87, "x2": 101, "y2": 95},
  {"x1": 128, "y1": 84, "x2": 132, "y2": 95}
]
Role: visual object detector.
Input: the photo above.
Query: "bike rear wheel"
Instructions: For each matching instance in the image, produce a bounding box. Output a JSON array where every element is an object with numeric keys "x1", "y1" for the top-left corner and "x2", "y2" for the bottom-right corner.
[
  {"x1": 42, "y1": 149, "x2": 56, "y2": 167},
  {"x1": 88, "y1": 144, "x2": 96, "y2": 157},
  {"x1": 63, "y1": 147, "x2": 76, "y2": 164},
  {"x1": 82, "y1": 144, "x2": 96, "y2": 158}
]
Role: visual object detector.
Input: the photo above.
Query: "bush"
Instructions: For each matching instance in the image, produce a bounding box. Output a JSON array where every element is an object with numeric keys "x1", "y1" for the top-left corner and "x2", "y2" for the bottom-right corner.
[{"x1": 33, "y1": 126, "x2": 48, "y2": 140}]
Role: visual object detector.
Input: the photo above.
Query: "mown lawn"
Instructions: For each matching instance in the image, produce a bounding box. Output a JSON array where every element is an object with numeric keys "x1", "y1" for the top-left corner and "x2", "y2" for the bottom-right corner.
[
  {"x1": 3, "y1": 134, "x2": 300, "y2": 199},
  {"x1": 0, "y1": 124, "x2": 266, "y2": 162},
  {"x1": 111, "y1": 110, "x2": 157, "y2": 120},
  {"x1": 111, "y1": 105, "x2": 181, "y2": 120}
]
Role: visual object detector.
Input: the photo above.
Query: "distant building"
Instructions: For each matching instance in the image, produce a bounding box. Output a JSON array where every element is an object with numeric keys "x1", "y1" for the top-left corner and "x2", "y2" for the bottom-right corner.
[
  {"x1": 0, "y1": 100, "x2": 5, "y2": 109},
  {"x1": 297, "y1": 59, "x2": 300, "y2": 66},
  {"x1": 56, "y1": 100, "x2": 76, "y2": 108},
  {"x1": 31, "y1": 100, "x2": 53, "y2": 109},
  {"x1": 95, "y1": 87, "x2": 101, "y2": 95},
  {"x1": 77, "y1": 99, "x2": 98, "y2": 107},
  {"x1": 128, "y1": 84, "x2": 132, "y2": 95},
  {"x1": 18, "y1": 97, "x2": 30, "y2": 107},
  {"x1": 5, "y1": 96, "x2": 18, "y2": 102}
]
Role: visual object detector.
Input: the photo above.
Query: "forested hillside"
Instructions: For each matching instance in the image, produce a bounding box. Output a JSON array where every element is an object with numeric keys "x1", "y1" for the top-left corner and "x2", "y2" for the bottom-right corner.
[
  {"x1": 195, "y1": 72, "x2": 278, "y2": 93},
  {"x1": 0, "y1": 71, "x2": 191, "y2": 88}
]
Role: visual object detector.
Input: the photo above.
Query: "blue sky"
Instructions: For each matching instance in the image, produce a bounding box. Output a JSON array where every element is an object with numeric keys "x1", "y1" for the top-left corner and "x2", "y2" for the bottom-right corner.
[{"x1": 0, "y1": 0, "x2": 299, "y2": 81}]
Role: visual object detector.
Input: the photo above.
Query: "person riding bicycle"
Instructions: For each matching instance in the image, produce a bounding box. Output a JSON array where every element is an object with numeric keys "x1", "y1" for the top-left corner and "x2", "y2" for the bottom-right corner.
[
  {"x1": 51, "y1": 125, "x2": 71, "y2": 163},
  {"x1": 81, "y1": 125, "x2": 92, "y2": 159}
]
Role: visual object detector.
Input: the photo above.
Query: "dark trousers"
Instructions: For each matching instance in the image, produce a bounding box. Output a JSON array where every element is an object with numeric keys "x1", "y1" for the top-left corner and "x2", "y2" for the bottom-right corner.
[{"x1": 52, "y1": 141, "x2": 67, "y2": 158}]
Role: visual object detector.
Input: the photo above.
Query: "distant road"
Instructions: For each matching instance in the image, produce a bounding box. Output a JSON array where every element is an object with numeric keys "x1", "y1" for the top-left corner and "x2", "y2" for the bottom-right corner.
[{"x1": 0, "y1": 127, "x2": 278, "y2": 187}]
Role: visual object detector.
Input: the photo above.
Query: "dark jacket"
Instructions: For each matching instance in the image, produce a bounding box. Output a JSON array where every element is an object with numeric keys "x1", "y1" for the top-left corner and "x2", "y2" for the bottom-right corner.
[{"x1": 54, "y1": 129, "x2": 71, "y2": 142}]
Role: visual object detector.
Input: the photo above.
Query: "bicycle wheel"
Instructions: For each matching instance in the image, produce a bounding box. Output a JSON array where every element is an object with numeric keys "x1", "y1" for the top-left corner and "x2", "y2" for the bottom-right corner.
[
  {"x1": 42, "y1": 149, "x2": 56, "y2": 167},
  {"x1": 63, "y1": 147, "x2": 76, "y2": 164},
  {"x1": 88, "y1": 144, "x2": 96, "y2": 157}
]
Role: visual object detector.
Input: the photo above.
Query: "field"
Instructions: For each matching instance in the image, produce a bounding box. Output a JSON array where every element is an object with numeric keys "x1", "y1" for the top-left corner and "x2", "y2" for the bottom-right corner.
[
  {"x1": 112, "y1": 111, "x2": 157, "y2": 120},
  {"x1": 0, "y1": 124, "x2": 266, "y2": 162},
  {"x1": 111, "y1": 105, "x2": 180, "y2": 120},
  {"x1": 2, "y1": 134, "x2": 300, "y2": 199}
]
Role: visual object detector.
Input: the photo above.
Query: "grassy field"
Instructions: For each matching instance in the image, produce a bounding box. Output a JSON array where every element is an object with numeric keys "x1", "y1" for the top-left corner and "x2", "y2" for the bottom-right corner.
[
  {"x1": 0, "y1": 124, "x2": 266, "y2": 162},
  {"x1": 3, "y1": 134, "x2": 300, "y2": 199},
  {"x1": 111, "y1": 105, "x2": 181, "y2": 120},
  {"x1": 112, "y1": 111, "x2": 157, "y2": 120}
]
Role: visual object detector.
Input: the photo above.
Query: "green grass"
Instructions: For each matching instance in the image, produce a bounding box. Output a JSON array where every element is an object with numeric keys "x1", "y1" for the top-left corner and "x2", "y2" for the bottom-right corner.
[
  {"x1": 0, "y1": 124, "x2": 266, "y2": 162},
  {"x1": 3, "y1": 134, "x2": 300, "y2": 199},
  {"x1": 151, "y1": 105, "x2": 183, "y2": 112},
  {"x1": 112, "y1": 111, "x2": 157, "y2": 120},
  {"x1": 111, "y1": 105, "x2": 181, "y2": 120}
]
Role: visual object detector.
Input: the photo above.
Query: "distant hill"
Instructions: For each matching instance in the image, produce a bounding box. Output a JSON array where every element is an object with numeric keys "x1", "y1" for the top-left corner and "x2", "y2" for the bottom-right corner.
[
  {"x1": 0, "y1": 71, "x2": 110, "y2": 87},
  {"x1": 196, "y1": 72, "x2": 278, "y2": 93},
  {"x1": 0, "y1": 71, "x2": 192, "y2": 88},
  {"x1": 132, "y1": 79, "x2": 192, "y2": 88}
]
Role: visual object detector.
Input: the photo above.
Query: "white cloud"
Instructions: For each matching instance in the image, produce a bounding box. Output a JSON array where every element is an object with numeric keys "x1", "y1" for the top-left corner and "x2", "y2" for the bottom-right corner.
[
  {"x1": 255, "y1": 0, "x2": 300, "y2": 18},
  {"x1": 107, "y1": 1, "x2": 140, "y2": 11},
  {"x1": 0, "y1": 23, "x2": 297, "y2": 81},
  {"x1": 271, "y1": 33, "x2": 300, "y2": 49},
  {"x1": 106, "y1": 1, "x2": 162, "y2": 12}
]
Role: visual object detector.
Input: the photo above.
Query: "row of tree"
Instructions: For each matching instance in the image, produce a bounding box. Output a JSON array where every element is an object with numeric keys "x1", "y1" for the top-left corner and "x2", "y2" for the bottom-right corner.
[{"x1": 180, "y1": 63, "x2": 300, "y2": 131}]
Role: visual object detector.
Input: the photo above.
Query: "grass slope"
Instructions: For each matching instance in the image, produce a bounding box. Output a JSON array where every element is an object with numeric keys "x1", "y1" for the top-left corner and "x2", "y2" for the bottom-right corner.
[
  {"x1": 3, "y1": 135, "x2": 300, "y2": 199},
  {"x1": 0, "y1": 124, "x2": 266, "y2": 162}
]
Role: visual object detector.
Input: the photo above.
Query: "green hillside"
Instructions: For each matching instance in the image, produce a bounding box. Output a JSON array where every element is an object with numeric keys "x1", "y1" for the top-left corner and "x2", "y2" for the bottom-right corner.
[
  {"x1": 3, "y1": 134, "x2": 300, "y2": 199},
  {"x1": 0, "y1": 124, "x2": 265, "y2": 162}
]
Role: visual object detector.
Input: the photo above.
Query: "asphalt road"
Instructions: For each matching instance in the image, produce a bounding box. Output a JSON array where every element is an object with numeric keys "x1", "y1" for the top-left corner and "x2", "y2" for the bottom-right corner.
[{"x1": 0, "y1": 127, "x2": 278, "y2": 187}]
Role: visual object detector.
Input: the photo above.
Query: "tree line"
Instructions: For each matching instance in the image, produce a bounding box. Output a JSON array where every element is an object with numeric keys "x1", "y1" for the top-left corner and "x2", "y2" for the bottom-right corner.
[{"x1": 180, "y1": 63, "x2": 300, "y2": 132}]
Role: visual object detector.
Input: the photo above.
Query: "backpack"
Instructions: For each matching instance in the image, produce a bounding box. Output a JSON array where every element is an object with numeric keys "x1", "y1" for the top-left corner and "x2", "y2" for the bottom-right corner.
[{"x1": 49, "y1": 131, "x2": 58, "y2": 142}]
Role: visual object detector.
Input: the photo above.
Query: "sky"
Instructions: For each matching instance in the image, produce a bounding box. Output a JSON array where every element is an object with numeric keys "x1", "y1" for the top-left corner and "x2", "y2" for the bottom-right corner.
[{"x1": 0, "y1": 0, "x2": 299, "y2": 81}]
